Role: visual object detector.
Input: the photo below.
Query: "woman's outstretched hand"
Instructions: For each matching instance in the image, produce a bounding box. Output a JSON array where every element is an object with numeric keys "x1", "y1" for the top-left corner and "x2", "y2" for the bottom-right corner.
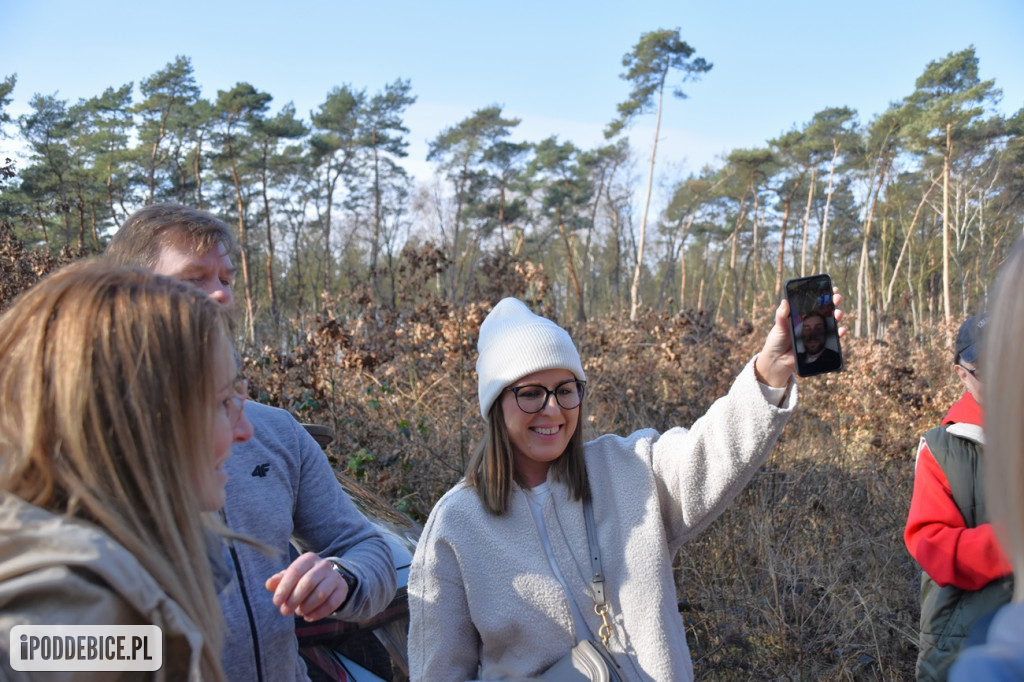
[{"x1": 754, "y1": 289, "x2": 845, "y2": 388}]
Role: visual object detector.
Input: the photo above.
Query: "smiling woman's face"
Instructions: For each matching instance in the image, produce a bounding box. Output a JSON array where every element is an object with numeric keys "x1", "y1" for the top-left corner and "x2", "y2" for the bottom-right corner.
[{"x1": 500, "y1": 368, "x2": 580, "y2": 488}]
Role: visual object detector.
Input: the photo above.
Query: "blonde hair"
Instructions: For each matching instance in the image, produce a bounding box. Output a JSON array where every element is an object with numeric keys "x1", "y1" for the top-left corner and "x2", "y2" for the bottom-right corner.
[
  {"x1": 466, "y1": 400, "x2": 589, "y2": 516},
  {"x1": 983, "y1": 237, "x2": 1024, "y2": 602},
  {"x1": 106, "y1": 202, "x2": 236, "y2": 268},
  {"x1": 0, "y1": 260, "x2": 231, "y2": 680}
]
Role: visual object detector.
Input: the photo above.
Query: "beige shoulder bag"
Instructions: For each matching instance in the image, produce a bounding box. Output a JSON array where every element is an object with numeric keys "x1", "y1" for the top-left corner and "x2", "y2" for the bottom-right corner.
[{"x1": 539, "y1": 497, "x2": 626, "y2": 681}]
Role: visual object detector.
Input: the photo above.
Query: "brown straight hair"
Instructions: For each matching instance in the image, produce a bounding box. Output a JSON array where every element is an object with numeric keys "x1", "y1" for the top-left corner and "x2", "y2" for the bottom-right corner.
[
  {"x1": 0, "y1": 260, "x2": 231, "y2": 680},
  {"x1": 466, "y1": 400, "x2": 590, "y2": 516}
]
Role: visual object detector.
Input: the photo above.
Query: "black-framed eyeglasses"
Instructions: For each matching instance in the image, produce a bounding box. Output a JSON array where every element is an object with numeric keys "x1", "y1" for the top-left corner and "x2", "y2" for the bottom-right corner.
[
  {"x1": 506, "y1": 380, "x2": 586, "y2": 414},
  {"x1": 958, "y1": 363, "x2": 979, "y2": 379},
  {"x1": 221, "y1": 376, "x2": 249, "y2": 426}
]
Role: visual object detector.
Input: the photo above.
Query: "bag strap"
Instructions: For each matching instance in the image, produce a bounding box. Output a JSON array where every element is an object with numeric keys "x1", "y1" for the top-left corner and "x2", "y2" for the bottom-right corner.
[
  {"x1": 583, "y1": 497, "x2": 605, "y2": 603},
  {"x1": 582, "y1": 497, "x2": 614, "y2": 646}
]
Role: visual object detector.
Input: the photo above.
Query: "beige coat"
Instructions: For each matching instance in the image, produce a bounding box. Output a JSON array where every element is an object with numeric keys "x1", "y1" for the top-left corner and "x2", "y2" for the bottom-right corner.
[
  {"x1": 409, "y1": 357, "x2": 797, "y2": 681},
  {"x1": 0, "y1": 494, "x2": 208, "y2": 681}
]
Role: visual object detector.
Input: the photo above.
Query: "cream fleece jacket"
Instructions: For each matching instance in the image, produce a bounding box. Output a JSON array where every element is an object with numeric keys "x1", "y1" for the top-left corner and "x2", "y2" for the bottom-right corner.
[{"x1": 409, "y1": 357, "x2": 797, "y2": 681}]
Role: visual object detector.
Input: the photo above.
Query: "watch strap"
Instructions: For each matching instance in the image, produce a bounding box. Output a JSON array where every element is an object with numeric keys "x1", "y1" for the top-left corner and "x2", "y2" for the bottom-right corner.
[{"x1": 329, "y1": 559, "x2": 358, "y2": 611}]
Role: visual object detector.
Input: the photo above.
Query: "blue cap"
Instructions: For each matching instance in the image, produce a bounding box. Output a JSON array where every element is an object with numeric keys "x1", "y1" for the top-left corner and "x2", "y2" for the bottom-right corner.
[{"x1": 955, "y1": 314, "x2": 987, "y2": 365}]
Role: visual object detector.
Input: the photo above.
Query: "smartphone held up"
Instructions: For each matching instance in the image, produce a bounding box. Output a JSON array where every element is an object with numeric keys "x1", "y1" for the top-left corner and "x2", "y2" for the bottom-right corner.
[{"x1": 785, "y1": 274, "x2": 844, "y2": 377}]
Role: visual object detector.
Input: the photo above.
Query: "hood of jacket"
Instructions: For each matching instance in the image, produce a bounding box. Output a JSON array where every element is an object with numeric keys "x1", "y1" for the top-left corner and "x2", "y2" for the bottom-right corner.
[{"x1": 943, "y1": 391, "x2": 983, "y2": 429}]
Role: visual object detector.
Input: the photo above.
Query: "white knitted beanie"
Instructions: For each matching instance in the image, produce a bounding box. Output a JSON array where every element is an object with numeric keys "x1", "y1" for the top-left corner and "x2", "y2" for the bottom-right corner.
[{"x1": 476, "y1": 297, "x2": 586, "y2": 419}]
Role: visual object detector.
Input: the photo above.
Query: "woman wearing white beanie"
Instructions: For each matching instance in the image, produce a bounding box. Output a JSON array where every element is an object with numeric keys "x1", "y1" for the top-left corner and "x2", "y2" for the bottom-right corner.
[{"x1": 409, "y1": 294, "x2": 843, "y2": 681}]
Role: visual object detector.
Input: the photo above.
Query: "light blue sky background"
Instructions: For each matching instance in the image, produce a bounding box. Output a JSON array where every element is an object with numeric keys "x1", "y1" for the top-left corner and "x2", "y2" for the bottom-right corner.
[{"x1": 3, "y1": 0, "x2": 1022, "y2": 185}]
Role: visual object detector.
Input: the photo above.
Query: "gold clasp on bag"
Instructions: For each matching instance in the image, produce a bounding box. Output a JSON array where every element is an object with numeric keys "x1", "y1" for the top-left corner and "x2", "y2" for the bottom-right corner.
[{"x1": 594, "y1": 603, "x2": 613, "y2": 647}]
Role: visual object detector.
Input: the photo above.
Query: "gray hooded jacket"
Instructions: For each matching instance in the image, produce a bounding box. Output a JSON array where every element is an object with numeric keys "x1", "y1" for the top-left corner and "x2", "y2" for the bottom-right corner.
[{"x1": 0, "y1": 494, "x2": 207, "y2": 681}]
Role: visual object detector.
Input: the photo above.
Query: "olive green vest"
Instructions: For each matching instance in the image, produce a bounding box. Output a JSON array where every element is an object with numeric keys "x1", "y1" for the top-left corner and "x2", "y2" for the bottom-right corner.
[{"x1": 915, "y1": 424, "x2": 1013, "y2": 682}]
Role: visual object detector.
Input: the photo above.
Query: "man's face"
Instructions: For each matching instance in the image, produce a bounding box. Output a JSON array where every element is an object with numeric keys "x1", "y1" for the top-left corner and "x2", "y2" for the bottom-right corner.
[
  {"x1": 801, "y1": 315, "x2": 826, "y2": 354},
  {"x1": 153, "y1": 240, "x2": 235, "y2": 309}
]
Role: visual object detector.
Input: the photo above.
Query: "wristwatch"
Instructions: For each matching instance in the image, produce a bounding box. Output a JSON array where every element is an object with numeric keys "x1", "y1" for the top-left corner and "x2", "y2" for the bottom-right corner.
[{"x1": 329, "y1": 559, "x2": 358, "y2": 610}]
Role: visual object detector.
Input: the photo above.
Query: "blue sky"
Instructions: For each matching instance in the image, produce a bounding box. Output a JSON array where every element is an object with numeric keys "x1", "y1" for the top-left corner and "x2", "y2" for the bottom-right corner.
[{"x1": 2, "y1": 0, "x2": 1022, "y2": 185}]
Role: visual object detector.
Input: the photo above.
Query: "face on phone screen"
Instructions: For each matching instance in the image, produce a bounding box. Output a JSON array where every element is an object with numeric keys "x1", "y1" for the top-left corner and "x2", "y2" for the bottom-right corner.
[{"x1": 785, "y1": 274, "x2": 844, "y2": 377}]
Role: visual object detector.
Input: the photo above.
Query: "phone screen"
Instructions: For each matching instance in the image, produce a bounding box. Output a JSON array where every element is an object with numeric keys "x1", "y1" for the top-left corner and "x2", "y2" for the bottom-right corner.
[{"x1": 785, "y1": 274, "x2": 844, "y2": 377}]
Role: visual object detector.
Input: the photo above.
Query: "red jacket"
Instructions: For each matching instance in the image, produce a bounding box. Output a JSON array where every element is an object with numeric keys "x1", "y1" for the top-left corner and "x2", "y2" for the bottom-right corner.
[{"x1": 904, "y1": 392, "x2": 1011, "y2": 589}]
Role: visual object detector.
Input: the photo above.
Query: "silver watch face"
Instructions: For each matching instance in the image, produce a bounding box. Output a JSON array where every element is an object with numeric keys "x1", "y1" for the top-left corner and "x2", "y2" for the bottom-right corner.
[{"x1": 331, "y1": 561, "x2": 357, "y2": 589}]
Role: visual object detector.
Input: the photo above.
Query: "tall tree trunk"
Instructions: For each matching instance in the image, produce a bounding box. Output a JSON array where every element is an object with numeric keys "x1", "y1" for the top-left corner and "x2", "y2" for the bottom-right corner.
[
  {"x1": 855, "y1": 161, "x2": 889, "y2": 338},
  {"x1": 34, "y1": 207, "x2": 50, "y2": 246},
  {"x1": 679, "y1": 246, "x2": 687, "y2": 310},
  {"x1": 697, "y1": 240, "x2": 709, "y2": 311},
  {"x1": 582, "y1": 171, "x2": 611, "y2": 319},
  {"x1": 677, "y1": 214, "x2": 695, "y2": 309},
  {"x1": 751, "y1": 195, "x2": 762, "y2": 289},
  {"x1": 226, "y1": 135, "x2": 255, "y2": 344},
  {"x1": 168, "y1": 133, "x2": 187, "y2": 204},
  {"x1": 370, "y1": 140, "x2": 382, "y2": 299},
  {"x1": 322, "y1": 164, "x2": 335, "y2": 298},
  {"x1": 773, "y1": 190, "x2": 798, "y2": 300},
  {"x1": 146, "y1": 115, "x2": 167, "y2": 204},
  {"x1": 629, "y1": 79, "x2": 666, "y2": 322},
  {"x1": 942, "y1": 122, "x2": 953, "y2": 324},
  {"x1": 260, "y1": 160, "x2": 278, "y2": 326},
  {"x1": 727, "y1": 184, "x2": 753, "y2": 324},
  {"x1": 447, "y1": 167, "x2": 469, "y2": 303},
  {"x1": 800, "y1": 168, "x2": 815, "y2": 276},
  {"x1": 75, "y1": 198, "x2": 86, "y2": 249},
  {"x1": 728, "y1": 226, "x2": 742, "y2": 324},
  {"x1": 609, "y1": 206, "x2": 623, "y2": 314},
  {"x1": 292, "y1": 216, "x2": 304, "y2": 317},
  {"x1": 557, "y1": 212, "x2": 585, "y2": 323},
  {"x1": 817, "y1": 140, "x2": 841, "y2": 273},
  {"x1": 193, "y1": 135, "x2": 204, "y2": 209},
  {"x1": 89, "y1": 205, "x2": 99, "y2": 246},
  {"x1": 104, "y1": 161, "x2": 118, "y2": 232}
]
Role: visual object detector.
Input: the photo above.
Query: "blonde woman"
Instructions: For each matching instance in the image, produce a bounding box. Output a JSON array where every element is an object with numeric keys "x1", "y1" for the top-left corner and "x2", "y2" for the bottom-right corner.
[
  {"x1": 0, "y1": 261, "x2": 253, "y2": 680},
  {"x1": 951, "y1": 239, "x2": 1024, "y2": 680}
]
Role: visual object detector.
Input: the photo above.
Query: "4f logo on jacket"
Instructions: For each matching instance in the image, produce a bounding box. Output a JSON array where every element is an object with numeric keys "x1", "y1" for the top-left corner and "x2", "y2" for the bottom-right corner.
[{"x1": 251, "y1": 463, "x2": 271, "y2": 477}]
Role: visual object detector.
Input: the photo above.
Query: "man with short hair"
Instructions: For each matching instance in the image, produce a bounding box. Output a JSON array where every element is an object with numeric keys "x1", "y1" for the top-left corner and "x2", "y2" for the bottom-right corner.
[
  {"x1": 107, "y1": 203, "x2": 397, "y2": 681},
  {"x1": 904, "y1": 314, "x2": 1013, "y2": 681},
  {"x1": 796, "y1": 311, "x2": 842, "y2": 372}
]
